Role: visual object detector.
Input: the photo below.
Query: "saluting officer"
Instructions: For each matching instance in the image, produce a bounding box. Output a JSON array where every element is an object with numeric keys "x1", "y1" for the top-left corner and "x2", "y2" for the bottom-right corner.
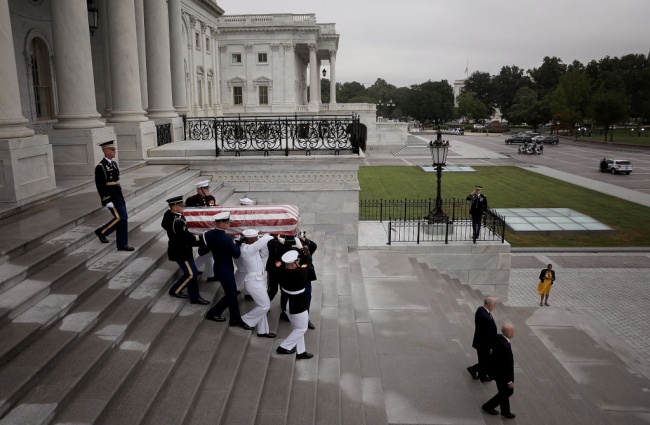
[
  {"x1": 94, "y1": 141, "x2": 134, "y2": 251},
  {"x1": 185, "y1": 180, "x2": 216, "y2": 207},
  {"x1": 467, "y1": 185, "x2": 488, "y2": 243},
  {"x1": 161, "y1": 196, "x2": 210, "y2": 305}
]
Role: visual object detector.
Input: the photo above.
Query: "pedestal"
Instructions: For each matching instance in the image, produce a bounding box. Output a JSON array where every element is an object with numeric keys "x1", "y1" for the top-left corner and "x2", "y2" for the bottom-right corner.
[
  {"x1": 112, "y1": 121, "x2": 156, "y2": 160},
  {"x1": 0, "y1": 135, "x2": 56, "y2": 202},
  {"x1": 423, "y1": 221, "x2": 454, "y2": 236},
  {"x1": 47, "y1": 127, "x2": 117, "y2": 177}
]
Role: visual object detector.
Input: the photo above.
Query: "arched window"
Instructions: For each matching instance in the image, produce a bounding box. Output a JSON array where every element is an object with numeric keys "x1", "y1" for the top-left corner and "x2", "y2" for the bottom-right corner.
[{"x1": 30, "y1": 38, "x2": 54, "y2": 120}]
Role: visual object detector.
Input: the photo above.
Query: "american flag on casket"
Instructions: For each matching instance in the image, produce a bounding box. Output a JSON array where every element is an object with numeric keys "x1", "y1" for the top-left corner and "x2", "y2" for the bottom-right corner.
[{"x1": 183, "y1": 205, "x2": 300, "y2": 236}]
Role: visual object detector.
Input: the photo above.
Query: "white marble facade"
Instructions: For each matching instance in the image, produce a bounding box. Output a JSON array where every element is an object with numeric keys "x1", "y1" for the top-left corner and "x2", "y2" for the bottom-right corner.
[{"x1": 1, "y1": 0, "x2": 341, "y2": 201}]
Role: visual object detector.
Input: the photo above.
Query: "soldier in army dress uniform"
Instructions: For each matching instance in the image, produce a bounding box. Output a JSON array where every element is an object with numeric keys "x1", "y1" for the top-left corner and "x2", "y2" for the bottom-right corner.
[
  {"x1": 161, "y1": 196, "x2": 210, "y2": 305},
  {"x1": 94, "y1": 141, "x2": 134, "y2": 251}
]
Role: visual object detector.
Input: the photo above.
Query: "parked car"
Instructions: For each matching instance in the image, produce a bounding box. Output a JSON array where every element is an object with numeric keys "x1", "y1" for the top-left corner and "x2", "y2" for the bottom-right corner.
[
  {"x1": 473, "y1": 124, "x2": 485, "y2": 130},
  {"x1": 505, "y1": 135, "x2": 532, "y2": 144},
  {"x1": 602, "y1": 159, "x2": 633, "y2": 175},
  {"x1": 532, "y1": 135, "x2": 545, "y2": 143},
  {"x1": 541, "y1": 135, "x2": 559, "y2": 145}
]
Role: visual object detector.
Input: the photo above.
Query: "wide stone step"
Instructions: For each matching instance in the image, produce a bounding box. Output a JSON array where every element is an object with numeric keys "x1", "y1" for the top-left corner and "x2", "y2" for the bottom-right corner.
[
  {"x1": 419, "y1": 259, "x2": 618, "y2": 425},
  {"x1": 0, "y1": 236, "x2": 171, "y2": 421},
  {"x1": 53, "y1": 280, "x2": 221, "y2": 425},
  {"x1": 95, "y1": 299, "x2": 212, "y2": 424},
  {"x1": 0, "y1": 164, "x2": 191, "y2": 268},
  {"x1": 0, "y1": 167, "x2": 200, "y2": 299}
]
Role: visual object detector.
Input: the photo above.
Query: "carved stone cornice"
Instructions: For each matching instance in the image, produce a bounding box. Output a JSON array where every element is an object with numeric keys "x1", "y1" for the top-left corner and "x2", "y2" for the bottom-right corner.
[
  {"x1": 270, "y1": 43, "x2": 280, "y2": 51},
  {"x1": 214, "y1": 171, "x2": 357, "y2": 184},
  {"x1": 283, "y1": 43, "x2": 294, "y2": 51},
  {"x1": 308, "y1": 43, "x2": 317, "y2": 52},
  {"x1": 218, "y1": 44, "x2": 227, "y2": 52},
  {"x1": 244, "y1": 44, "x2": 253, "y2": 52}
]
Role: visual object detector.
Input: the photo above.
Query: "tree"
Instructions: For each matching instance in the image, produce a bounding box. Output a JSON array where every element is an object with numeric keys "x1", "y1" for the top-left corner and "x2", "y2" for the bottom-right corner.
[
  {"x1": 337, "y1": 81, "x2": 367, "y2": 103},
  {"x1": 320, "y1": 78, "x2": 330, "y2": 103},
  {"x1": 549, "y1": 69, "x2": 592, "y2": 121},
  {"x1": 492, "y1": 65, "x2": 531, "y2": 122},
  {"x1": 402, "y1": 80, "x2": 454, "y2": 124},
  {"x1": 507, "y1": 87, "x2": 550, "y2": 129},
  {"x1": 590, "y1": 90, "x2": 629, "y2": 141},
  {"x1": 462, "y1": 71, "x2": 495, "y2": 116},
  {"x1": 366, "y1": 78, "x2": 397, "y2": 103},
  {"x1": 528, "y1": 56, "x2": 566, "y2": 99},
  {"x1": 455, "y1": 91, "x2": 488, "y2": 121}
]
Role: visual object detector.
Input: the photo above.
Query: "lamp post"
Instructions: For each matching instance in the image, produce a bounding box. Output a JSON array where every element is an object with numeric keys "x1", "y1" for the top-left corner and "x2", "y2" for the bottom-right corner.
[
  {"x1": 426, "y1": 126, "x2": 450, "y2": 223},
  {"x1": 378, "y1": 99, "x2": 395, "y2": 119}
]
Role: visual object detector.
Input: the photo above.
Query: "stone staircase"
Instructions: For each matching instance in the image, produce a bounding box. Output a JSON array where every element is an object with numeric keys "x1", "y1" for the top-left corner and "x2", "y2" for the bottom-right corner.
[
  {"x1": 0, "y1": 166, "x2": 390, "y2": 425},
  {"x1": 0, "y1": 162, "x2": 643, "y2": 424}
]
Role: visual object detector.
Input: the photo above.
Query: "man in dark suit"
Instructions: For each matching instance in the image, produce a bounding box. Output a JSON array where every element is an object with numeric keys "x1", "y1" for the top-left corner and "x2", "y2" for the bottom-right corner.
[
  {"x1": 204, "y1": 212, "x2": 252, "y2": 330},
  {"x1": 482, "y1": 323, "x2": 517, "y2": 419},
  {"x1": 94, "y1": 141, "x2": 134, "y2": 251},
  {"x1": 468, "y1": 296, "x2": 497, "y2": 382}
]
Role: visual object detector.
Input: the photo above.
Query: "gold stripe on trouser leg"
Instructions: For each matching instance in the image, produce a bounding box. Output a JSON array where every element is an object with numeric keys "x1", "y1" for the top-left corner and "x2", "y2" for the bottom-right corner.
[
  {"x1": 102, "y1": 206, "x2": 122, "y2": 233},
  {"x1": 175, "y1": 261, "x2": 194, "y2": 294}
]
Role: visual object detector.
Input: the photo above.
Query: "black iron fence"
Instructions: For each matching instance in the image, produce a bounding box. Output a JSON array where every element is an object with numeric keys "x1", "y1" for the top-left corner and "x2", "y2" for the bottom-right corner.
[
  {"x1": 183, "y1": 114, "x2": 363, "y2": 156},
  {"x1": 359, "y1": 198, "x2": 506, "y2": 244},
  {"x1": 156, "y1": 123, "x2": 172, "y2": 146}
]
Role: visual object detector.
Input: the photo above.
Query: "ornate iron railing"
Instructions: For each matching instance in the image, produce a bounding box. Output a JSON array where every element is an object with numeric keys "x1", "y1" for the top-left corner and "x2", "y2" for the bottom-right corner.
[
  {"x1": 183, "y1": 114, "x2": 362, "y2": 156},
  {"x1": 156, "y1": 123, "x2": 172, "y2": 146},
  {"x1": 359, "y1": 198, "x2": 506, "y2": 244}
]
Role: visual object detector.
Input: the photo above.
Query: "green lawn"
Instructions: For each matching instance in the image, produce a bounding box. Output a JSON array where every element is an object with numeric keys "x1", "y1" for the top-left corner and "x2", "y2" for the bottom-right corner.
[{"x1": 358, "y1": 166, "x2": 650, "y2": 247}]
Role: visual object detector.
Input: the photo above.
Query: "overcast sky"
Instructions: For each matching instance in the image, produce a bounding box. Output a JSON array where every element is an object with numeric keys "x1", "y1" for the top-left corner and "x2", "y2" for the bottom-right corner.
[{"x1": 218, "y1": 0, "x2": 650, "y2": 88}]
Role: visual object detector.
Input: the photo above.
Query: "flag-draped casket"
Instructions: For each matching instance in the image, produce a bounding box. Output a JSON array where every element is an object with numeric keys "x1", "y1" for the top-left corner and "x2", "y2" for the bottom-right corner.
[{"x1": 183, "y1": 205, "x2": 300, "y2": 236}]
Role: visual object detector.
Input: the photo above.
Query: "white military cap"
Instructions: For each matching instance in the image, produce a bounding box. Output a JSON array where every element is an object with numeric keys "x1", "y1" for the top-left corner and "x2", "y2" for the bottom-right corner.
[
  {"x1": 212, "y1": 211, "x2": 230, "y2": 222},
  {"x1": 242, "y1": 229, "x2": 259, "y2": 238},
  {"x1": 195, "y1": 180, "x2": 210, "y2": 188},
  {"x1": 281, "y1": 250, "x2": 299, "y2": 263},
  {"x1": 239, "y1": 197, "x2": 255, "y2": 205}
]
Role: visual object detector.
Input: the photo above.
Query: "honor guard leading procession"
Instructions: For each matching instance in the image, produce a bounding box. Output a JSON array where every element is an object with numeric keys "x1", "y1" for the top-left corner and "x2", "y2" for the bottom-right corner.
[
  {"x1": 161, "y1": 196, "x2": 210, "y2": 305},
  {"x1": 185, "y1": 180, "x2": 216, "y2": 207},
  {"x1": 94, "y1": 141, "x2": 134, "y2": 251}
]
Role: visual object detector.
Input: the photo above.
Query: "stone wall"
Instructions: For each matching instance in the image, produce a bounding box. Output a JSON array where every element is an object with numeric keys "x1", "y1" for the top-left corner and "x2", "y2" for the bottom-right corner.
[{"x1": 197, "y1": 156, "x2": 361, "y2": 246}]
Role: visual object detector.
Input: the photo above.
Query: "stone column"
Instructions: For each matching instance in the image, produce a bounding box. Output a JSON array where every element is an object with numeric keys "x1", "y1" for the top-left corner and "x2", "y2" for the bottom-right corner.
[
  {"x1": 99, "y1": 0, "x2": 112, "y2": 115},
  {"x1": 106, "y1": 0, "x2": 155, "y2": 160},
  {"x1": 50, "y1": 0, "x2": 104, "y2": 129},
  {"x1": 144, "y1": 0, "x2": 176, "y2": 119},
  {"x1": 169, "y1": 0, "x2": 187, "y2": 114},
  {"x1": 329, "y1": 49, "x2": 337, "y2": 104},
  {"x1": 308, "y1": 43, "x2": 318, "y2": 112},
  {"x1": 0, "y1": 0, "x2": 56, "y2": 201},
  {"x1": 283, "y1": 43, "x2": 295, "y2": 106},
  {"x1": 134, "y1": 0, "x2": 148, "y2": 110},
  {"x1": 47, "y1": 0, "x2": 116, "y2": 178}
]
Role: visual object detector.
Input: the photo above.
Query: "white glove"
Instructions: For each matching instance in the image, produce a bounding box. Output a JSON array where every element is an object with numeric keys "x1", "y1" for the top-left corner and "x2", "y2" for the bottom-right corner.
[
  {"x1": 294, "y1": 237, "x2": 303, "y2": 249},
  {"x1": 277, "y1": 235, "x2": 285, "y2": 244},
  {"x1": 106, "y1": 202, "x2": 114, "y2": 209}
]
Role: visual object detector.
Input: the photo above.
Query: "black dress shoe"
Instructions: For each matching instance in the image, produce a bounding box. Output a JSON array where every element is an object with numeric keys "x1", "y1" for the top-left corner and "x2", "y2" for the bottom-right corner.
[
  {"x1": 230, "y1": 321, "x2": 253, "y2": 330},
  {"x1": 276, "y1": 346, "x2": 296, "y2": 355},
  {"x1": 169, "y1": 291, "x2": 188, "y2": 299},
  {"x1": 307, "y1": 320, "x2": 315, "y2": 330},
  {"x1": 95, "y1": 229, "x2": 109, "y2": 243},
  {"x1": 190, "y1": 297, "x2": 210, "y2": 305},
  {"x1": 479, "y1": 376, "x2": 493, "y2": 382},
  {"x1": 279, "y1": 311, "x2": 290, "y2": 322},
  {"x1": 501, "y1": 413, "x2": 516, "y2": 419},
  {"x1": 296, "y1": 351, "x2": 314, "y2": 360},
  {"x1": 206, "y1": 314, "x2": 226, "y2": 322},
  {"x1": 117, "y1": 246, "x2": 135, "y2": 251},
  {"x1": 467, "y1": 366, "x2": 479, "y2": 380},
  {"x1": 257, "y1": 333, "x2": 276, "y2": 338},
  {"x1": 206, "y1": 276, "x2": 219, "y2": 282},
  {"x1": 481, "y1": 405, "x2": 499, "y2": 416}
]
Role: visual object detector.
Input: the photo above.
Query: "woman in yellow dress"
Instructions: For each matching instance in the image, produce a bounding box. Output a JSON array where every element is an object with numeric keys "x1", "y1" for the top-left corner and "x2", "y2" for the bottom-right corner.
[{"x1": 537, "y1": 264, "x2": 555, "y2": 306}]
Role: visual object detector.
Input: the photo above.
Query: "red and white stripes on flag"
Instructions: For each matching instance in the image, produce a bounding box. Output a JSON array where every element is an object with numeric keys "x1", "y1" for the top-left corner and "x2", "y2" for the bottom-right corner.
[{"x1": 183, "y1": 205, "x2": 300, "y2": 236}]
